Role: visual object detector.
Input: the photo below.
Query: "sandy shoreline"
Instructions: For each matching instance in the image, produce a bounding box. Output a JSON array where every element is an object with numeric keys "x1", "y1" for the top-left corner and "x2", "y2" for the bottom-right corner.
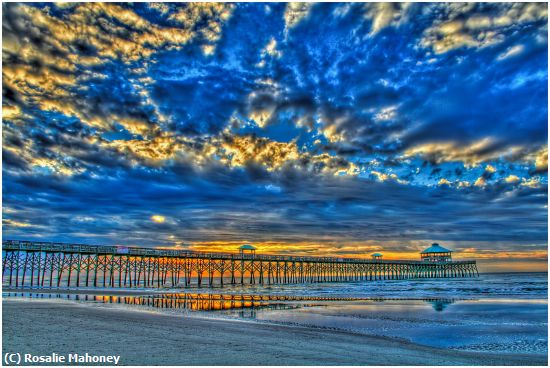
[{"x1": 2, "y1": 299, "x2": 547, "y2": 366}]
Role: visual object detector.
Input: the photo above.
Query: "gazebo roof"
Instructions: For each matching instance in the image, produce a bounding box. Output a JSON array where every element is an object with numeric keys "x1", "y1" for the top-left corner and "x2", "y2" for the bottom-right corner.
[
  {"x1": 239, "y1": 244, "x2": 257, "y2": 251},
  {"x1": 371, "y1": 253, "x2": 383, "y2": 257},
  {"x1": 421, "y1": 243, "x2": 452, "y2": 254}
]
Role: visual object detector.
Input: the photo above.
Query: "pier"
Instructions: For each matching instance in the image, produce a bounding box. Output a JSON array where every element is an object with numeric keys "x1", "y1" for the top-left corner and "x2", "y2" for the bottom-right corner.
[{"x1": 2, "y1": 240, "x2": 478, "y2": 289}]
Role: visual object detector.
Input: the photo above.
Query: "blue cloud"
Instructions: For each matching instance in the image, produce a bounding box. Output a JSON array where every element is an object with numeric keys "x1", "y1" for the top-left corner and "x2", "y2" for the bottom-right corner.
[{"x1": 2, "y1": 3, "x2": 547, "y2": 257}]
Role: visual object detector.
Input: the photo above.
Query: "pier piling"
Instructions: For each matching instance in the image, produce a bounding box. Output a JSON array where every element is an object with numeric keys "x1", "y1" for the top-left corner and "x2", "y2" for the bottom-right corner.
[{"x1": 2, "y1": 240, "x2": 478, "y2": 289}]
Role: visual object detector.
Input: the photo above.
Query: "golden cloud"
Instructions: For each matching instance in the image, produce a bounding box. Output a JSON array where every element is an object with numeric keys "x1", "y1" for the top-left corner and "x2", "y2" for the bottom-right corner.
[
  {"x1": 534, "y1": 147, "x2": 548, "y2": 172},
  {"x1": 168, "y1": 2, "x2": 233, "y2": 55},
  {"x1": 521, "y1": 177, "x2": 541, "y2": 188},
  {"x1": 504, "y1": 175, "x2": 520, "y2": 184},
  {"x1": 31, "y1": 157, "x2": 82, "y2": 176},
  {"x1": 188, "y1": 239, "x2": 387, "y2": 258},
  {"x1": 320, "y1": 124, "x2": 347, "y2": 143},
  {"x1": 401, "y1": 138, "x2": 526, "y2": 167},
  {"x1": 421, "y1": 20, "x2": 501, "y2": 54},
  {"x1": 149, "y1": 3, "x2": 170, "y2": 15},
  {"x1": 249, "y1": 109, "x2": 275, "y2": 128},
  {"x1": 371, "y1": 171, "x2": 407, "y2": 184},
  {"x1": 485, "y1": 164, "x2": 496, "y2": 173},
  {"x1": 262, "y1": 38, "x2": 282, "y2": 58},
  {"x1": 117, "y1": 118, "x2": 156, "y2": 137},
  {"x1": 212, "y1": 134, "x2": 359, "y2": 176},
  {"x1": 3, "y1": 219, "x2": 33, "y2": 228},
  {"x1": 2, "y1": 104, "x2": 24, "y2": 120},
  {"x1": 364, "y1": 3, "x2": 411, "y2": 35},
  {"x1": 3, "y1": 2, "x2": 233, "y2": 131},
  {"x1": 516, "y1": 146, "x2": 548, "y2": 173},
  {"x1": 216, "y1": 135, "x2": 301, "y2": 170},
  {"x1": 151, "y1": 215, "x2": 166, "y2": 224},
  {"x1": 3, "y1": 3, "x2": 236, "y2": 175},
  {"x1": 473, "y1": 176, "x2": 486, "y2": 187},
  {"x1": 284, "y1": 3, "x2": 312, "y2": 31},
  {"x1": 421, "y1": 3, "x2": 547, "y2": 54},
  {"x1": 107, "y1": 135, "x2": 184, "y2": 163}
]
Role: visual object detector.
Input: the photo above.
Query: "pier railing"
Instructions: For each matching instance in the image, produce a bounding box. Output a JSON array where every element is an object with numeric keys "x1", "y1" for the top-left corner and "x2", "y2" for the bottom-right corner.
[
  {"x1": 2, "y1": 240, "x2": 478, "y2": 289},
  {"x1": 2, "y1": 240, "x2": 474, "y2": 265}
]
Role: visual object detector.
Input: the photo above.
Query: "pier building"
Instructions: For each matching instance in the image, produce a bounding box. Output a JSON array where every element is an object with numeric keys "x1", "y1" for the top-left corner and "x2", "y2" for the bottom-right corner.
[
  {"x1": 239, "y1": 244, "x2": 257, "y2": 256},
  {"x1": 371, "y1": 253, "x2": 383, "y2": 260},
  {"x1": 420, "y1": 243, "x2": 453, "y2": 262}
]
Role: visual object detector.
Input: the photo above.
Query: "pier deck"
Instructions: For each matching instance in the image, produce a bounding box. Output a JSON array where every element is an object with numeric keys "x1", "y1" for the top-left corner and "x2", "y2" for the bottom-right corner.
[{"x1": 2, "y1": 240, "x2": 478, "y2": 288}]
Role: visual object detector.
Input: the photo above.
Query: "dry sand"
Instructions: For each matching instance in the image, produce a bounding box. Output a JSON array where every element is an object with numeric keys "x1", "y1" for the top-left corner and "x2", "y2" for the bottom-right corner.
[{"x1": 2, "y1": 299, "x2": 547, "y2": 366}]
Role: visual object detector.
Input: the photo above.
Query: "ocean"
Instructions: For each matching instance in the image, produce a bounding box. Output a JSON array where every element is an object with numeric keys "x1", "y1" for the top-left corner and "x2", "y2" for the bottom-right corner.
[{"x1": 3, "y1": 272, "x2": 547, "y2": 356}]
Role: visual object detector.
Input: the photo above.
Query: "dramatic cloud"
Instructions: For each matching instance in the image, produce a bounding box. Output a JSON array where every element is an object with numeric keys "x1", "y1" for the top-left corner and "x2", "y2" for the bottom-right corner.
[
  {"x1": 420, "y1": 3, "x2": 547, "y2": 54},
  {"x1": 2, "y1": 3, "x2": 547, "y2": 270}
]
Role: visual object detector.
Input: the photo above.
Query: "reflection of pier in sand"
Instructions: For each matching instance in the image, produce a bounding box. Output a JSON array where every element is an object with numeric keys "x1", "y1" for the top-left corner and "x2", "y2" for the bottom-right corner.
[
  {"x1": 3, "y1": 292, "x2": 465, "y2": 315},
  {"x1": 2, "y1": 292, "x2": 316, "y2": 313},
  {"x1": 430, "y1": 299, "x2": 455, "y2": 311},
  {"x1": 3, "y1": 240, "x2": 478, "y2": 289}
]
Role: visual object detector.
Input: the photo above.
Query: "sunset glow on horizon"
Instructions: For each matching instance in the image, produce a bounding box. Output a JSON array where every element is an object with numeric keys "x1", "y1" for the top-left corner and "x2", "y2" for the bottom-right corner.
[{"x1": 2, "y1": 3, "x2": 547, "y2": 273}]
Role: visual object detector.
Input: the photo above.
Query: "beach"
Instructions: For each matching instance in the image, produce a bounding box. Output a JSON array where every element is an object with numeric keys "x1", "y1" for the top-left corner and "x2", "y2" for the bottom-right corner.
[{"x1": 2, "y1": 298, "x2": 546, "y2": 366}]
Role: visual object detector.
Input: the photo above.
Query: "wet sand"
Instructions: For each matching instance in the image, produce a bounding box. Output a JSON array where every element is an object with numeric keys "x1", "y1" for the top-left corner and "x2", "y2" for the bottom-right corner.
[
  {"x1": 2, "y1": 288, "x2": 162, "y2": 296},
  {"x1": 2, "y1": 299, "x2": 547, "y2": 366}
]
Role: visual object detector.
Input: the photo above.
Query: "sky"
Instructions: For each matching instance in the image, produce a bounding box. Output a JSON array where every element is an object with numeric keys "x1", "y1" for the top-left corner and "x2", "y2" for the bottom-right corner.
[{"x1": 2, "y1": 2, "x2": 548, "y2": 272}]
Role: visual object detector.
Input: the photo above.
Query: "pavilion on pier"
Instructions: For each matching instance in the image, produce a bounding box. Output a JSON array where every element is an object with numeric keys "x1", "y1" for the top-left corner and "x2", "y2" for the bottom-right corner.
[{"x1": 420, "y1": 243, "x2": 452, "y2": 262}]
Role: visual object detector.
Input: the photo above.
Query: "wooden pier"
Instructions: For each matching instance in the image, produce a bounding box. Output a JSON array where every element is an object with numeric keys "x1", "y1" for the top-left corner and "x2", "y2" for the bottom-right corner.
[{"x1": 2, "y1": 240, "x2": 478, "y2": 289}]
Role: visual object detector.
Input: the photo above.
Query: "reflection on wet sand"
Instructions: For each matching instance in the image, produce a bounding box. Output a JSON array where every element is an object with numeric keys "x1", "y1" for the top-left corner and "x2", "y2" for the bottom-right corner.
[
  {"x1": 430, "y1": 299, "x2": 455, "y2": 311},
  {"x1": 3, "y1": 292, "x2": 461, "y2": 314},
  {"x1": 3, "y1": 292, "x2": 311, "y2": 314}
]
